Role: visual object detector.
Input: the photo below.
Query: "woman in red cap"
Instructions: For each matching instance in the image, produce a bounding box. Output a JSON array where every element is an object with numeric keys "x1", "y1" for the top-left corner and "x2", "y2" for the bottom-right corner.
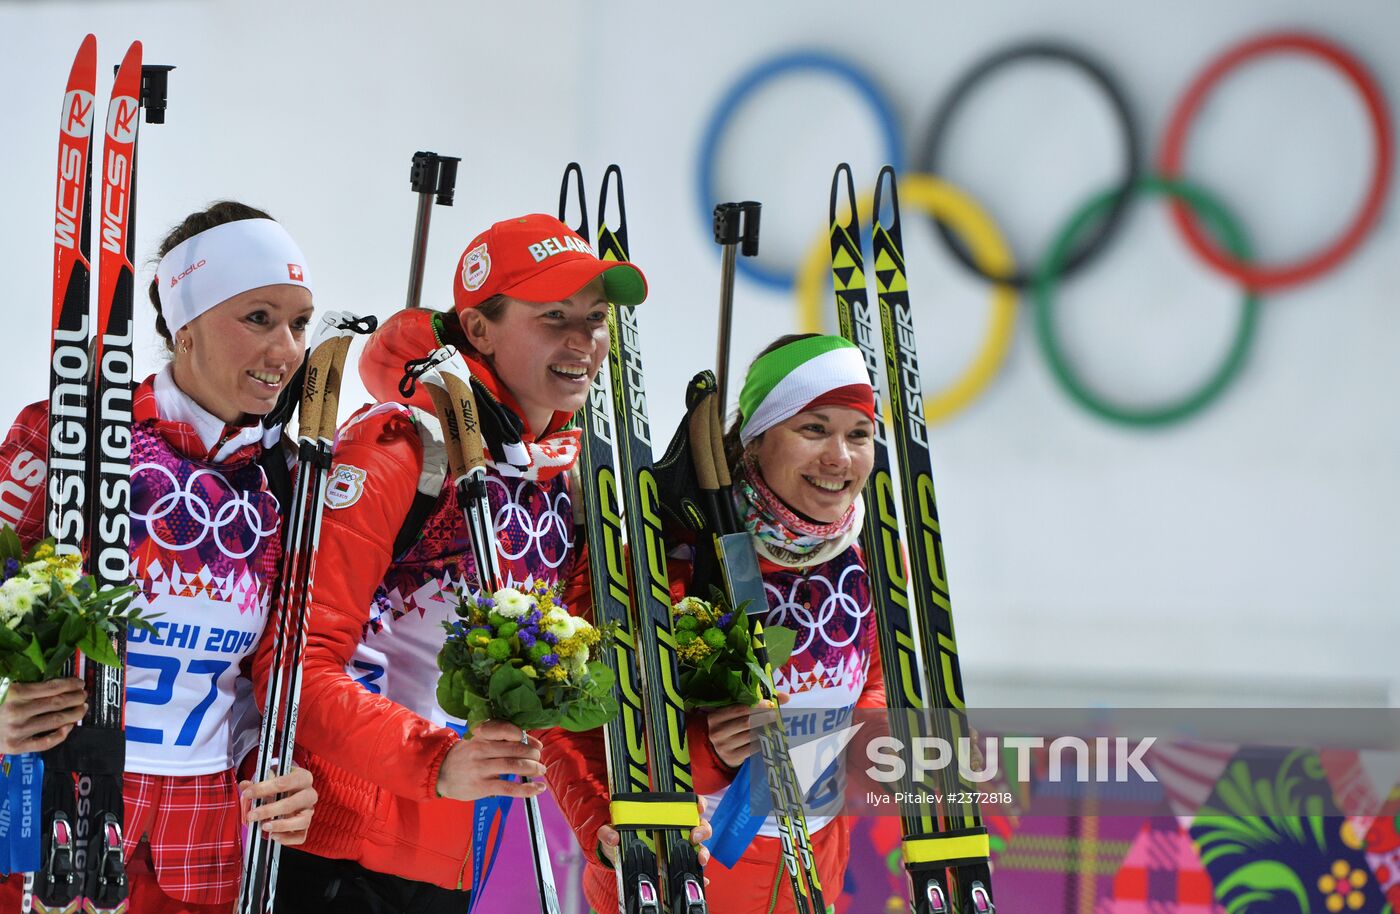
[
  {"x1": 545, "y1": 333, "x2": 886, "y2": 914},
  {"x1": 263, "y1": 214, "x2": 708, "y2": 912}
]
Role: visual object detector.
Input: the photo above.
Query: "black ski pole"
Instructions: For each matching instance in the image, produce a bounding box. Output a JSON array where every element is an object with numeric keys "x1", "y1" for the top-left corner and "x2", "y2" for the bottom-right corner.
[
  {"x1": 237, "y1": 311, "x2": 375, "y2": 914},
  {"x1": 405, "y1": 151, "x2": 460, "y2": 309},
  {"x1": 711, "y1": 201, "x2": 760, "y2": 418},
  {"x1": 411, "y1": 347, "x2": 563, "y2": 914}
]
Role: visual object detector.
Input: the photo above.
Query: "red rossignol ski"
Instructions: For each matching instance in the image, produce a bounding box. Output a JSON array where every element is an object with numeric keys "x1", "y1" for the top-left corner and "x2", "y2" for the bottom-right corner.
[
  {"x1": 33, "y1": 34, "x2": 100, "y2": 914},
  {"x1": 34, "y1": 39, "x2": 165, "y2": 914},
  {"x1": 78, "y1": 39, "x2": 145, "y2": 914}
]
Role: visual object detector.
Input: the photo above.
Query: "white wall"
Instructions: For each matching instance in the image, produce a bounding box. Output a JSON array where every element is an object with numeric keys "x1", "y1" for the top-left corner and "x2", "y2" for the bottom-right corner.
[{"x1": 2, "y1": 0, "x2": 1396, "y2": 705}]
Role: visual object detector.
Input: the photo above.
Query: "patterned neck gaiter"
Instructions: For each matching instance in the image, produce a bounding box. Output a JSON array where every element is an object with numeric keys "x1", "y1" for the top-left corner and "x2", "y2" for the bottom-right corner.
[{"x1": 735, "y1": 454, "x2": 858, "y2": 561}]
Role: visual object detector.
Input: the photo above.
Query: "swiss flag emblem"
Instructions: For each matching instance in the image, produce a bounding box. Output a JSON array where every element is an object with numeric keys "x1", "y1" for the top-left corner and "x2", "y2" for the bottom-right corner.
[{"x1": 288, "y1": 264, "x2": 304, "y2": 281}]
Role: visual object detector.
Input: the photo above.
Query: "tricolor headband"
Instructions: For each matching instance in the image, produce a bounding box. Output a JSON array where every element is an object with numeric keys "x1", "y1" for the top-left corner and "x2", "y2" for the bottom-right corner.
[
  {"x1": 738, "y1": 335, "x2": 875, "y2": 445},
  {"x1": 156, "y1": 218, "x2": 313, "y2": 332}
]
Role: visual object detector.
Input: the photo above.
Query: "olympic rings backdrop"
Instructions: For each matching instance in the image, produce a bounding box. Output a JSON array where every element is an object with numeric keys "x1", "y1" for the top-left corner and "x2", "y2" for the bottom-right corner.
[{"x1": 697, "y1": 32, "x2": 1393, "y2": 429}]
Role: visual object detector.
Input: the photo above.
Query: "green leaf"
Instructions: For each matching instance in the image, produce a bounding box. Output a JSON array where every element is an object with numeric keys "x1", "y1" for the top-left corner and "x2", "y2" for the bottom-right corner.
[
  {"x1": 437, "y1": 675, "x2": 471, "y2": 720},
  {"x1": 78, "y1": 630, "x2": 120, "y2": 668},
  {"x1": 560, "y1": 694, "x2": 619, "y2": 732},
  {"x1": 584, "y1": 661, "x2": 614, "y2": 693},
  {"x1": 60, "y1": 613, "x2": 87, "y2": 645},
  {"x1": 22, "y1": 634, "x2": 46, "y2": 671},
  {"x1": 0, "y1": 525, "x2": 24, "y2": 560},
  {"x1": 511, "y1": 708, "x2": 560, "y2": 730},
  {"x1": 762, "y1": 625, "x2": 796, "y2": 670},
  {"x1": 496, "y1": 682, "x2": 543, "y2": 720},
  {"x1": 487, "y1": 665, "x2": 528, "y2": 702},
  {"x1": 1215, "y1": 861, "x2": 1309, "y2": 913}
]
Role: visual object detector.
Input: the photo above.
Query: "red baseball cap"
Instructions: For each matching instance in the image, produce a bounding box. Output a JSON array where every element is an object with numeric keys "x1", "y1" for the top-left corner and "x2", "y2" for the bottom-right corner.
[{"x1": 452, "y1": 213, "x2": 648, "y2": 313}]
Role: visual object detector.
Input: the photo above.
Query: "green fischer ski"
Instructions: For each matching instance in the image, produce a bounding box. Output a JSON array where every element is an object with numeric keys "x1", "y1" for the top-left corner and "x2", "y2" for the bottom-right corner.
[
  {"x1": 829, "y1": 163, "x2": 993, "y2": 914},
  {"x1": 564, "y1": 164, "x2": 668, "y2": 914},
  {"x1": 570, "y1": 164, "x2": 706, "y2": 914}
]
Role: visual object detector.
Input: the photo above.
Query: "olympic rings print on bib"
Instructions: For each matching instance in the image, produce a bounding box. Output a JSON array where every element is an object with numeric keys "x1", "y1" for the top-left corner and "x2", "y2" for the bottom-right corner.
[
  {"x1": 131, "y1": 462, "x2": 281, "y2": 560},
  {"x1": 1158, "y1": 31, "x2": 1394, "y2": 291},
  {"x1": 486, "y1": 475, "x2": 574, "y2": 570},
  {"x1": 1033, "y1": 177, "x2": 1261, "y2": 427},
  {"x1": 917, "y1": 41, "x2": 1142, "y2": 289},
  {"x1": 796, "y1": 173, "x2": 1019, "y2": 425}
]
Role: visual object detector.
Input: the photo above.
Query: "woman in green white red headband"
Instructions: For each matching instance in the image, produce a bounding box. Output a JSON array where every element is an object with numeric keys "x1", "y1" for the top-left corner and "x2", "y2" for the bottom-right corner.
[
  {"x1": 550, "y1": 332, "x2": 887, "y2": 914},
  {"x1": 707, "y1": 333, "x2": 886, "y2": 913}
]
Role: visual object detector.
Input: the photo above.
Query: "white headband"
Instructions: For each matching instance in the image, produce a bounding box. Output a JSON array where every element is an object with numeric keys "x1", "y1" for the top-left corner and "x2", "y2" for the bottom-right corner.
[
  {"x1": 740, "y1": 344, "x2": 871, "y2": 445},
  {"x1": 155, "y1": 218, "x2": 313, "y2": 332}
]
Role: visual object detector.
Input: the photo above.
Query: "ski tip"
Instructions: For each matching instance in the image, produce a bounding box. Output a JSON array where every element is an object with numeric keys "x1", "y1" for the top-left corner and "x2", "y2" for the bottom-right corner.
[
  {"x1": 71, "y1": 34, "x2": 98, "y2": 79},
  {"x1": 120, "y1": 40, "x2": 143, "y2": 70}
]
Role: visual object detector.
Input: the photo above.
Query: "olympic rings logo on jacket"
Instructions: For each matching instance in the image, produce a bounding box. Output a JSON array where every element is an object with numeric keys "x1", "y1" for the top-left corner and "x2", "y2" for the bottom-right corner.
[{"x1": 696, "y1": 32, "x2": 1393, "y2": 428}]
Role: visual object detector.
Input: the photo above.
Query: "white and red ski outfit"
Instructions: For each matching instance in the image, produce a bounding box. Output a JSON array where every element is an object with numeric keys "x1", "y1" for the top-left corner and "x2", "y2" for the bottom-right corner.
[
  {"x1": 543, "y1": 513, "x2": 885, "y2": 914},
  {"x1": 545, "y1": 333, "x2": 886, "y2": 914},
  {"x1": 0, "y1": 368, "x2": 286, "y2": 912}
]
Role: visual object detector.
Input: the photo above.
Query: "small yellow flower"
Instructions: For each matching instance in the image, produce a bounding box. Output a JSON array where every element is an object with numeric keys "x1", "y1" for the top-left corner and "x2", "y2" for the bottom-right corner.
[{"x1": 1319, "y1": 860, "x2": 1367, "y2": 913}]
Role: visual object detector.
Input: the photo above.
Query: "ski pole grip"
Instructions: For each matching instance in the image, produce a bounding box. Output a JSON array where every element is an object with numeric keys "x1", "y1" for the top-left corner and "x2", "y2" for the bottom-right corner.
[
  {"x1": 417, "y1": 348, "x2": 488, "y2": 484},
  {"x1": 318, "y1": 313, "x2": 378, "y2": 442},
  {"x1": 707, "y1": 392, "x2": 733, "y2": 489},
  {"x1": 410, "y1": 151, "x2": 439, "y2": 194},
  {"x1": 319, "y1": 337, "x2": 353, "y2": 444},
  {"x1": 689, "y1": 398, "x2": 719, "y2": 493},
  {"x1": 297, "y1": 311, "x2": 345, "y2": 443}
]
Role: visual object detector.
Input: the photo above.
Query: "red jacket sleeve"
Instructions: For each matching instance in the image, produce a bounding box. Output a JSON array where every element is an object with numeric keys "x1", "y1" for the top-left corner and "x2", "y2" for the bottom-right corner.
[
  {"x1": 0, "y1": 401, "x2": 53, "y2": 548},
  {"x1": 252, "y1": 407, "x2": 458, "y2": 803}
]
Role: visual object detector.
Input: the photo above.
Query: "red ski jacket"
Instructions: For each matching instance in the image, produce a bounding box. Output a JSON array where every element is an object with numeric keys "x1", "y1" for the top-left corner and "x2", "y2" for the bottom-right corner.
[{"x1": 255, "y1": 311, "x2": 590, "y2": 890}]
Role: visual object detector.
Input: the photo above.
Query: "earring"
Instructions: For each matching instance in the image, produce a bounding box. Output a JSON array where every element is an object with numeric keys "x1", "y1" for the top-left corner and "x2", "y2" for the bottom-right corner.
[{"x1": 177, "y1": 337, "x2": 190, "y2": 354}]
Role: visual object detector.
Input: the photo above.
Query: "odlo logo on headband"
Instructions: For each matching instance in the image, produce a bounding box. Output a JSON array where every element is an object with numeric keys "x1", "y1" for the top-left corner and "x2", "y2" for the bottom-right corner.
[
  {"x1": 169, "y1": 259, "x2": 208, "y2": 288},
  {"x1": 462, "y1": 243, "x2": 490, "y2": 292}
]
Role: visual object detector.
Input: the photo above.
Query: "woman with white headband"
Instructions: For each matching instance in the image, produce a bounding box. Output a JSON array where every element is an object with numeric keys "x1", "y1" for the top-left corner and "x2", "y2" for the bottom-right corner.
[
  {"x1": 547, "y1": 333, "x2": 886, "y2": 914},
  {"x1": 0, "y1": 201, "x2": 319, "y2": 913}
]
